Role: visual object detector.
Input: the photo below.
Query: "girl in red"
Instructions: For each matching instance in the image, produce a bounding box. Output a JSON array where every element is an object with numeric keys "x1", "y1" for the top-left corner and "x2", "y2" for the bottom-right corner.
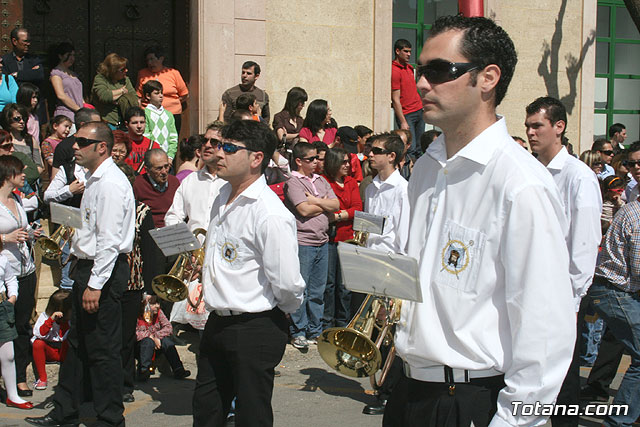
[
  {"x1": 322, "y1": 147, "x2": 363, "y2": 329},
  {"x1": 31, "y1": 289, "x2": 71, "y2": 390}
]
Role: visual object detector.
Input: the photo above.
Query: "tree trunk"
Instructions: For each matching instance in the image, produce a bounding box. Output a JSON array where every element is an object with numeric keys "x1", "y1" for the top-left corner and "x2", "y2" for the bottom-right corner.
[{"x1": 624, "y1": 0, "x2": 640, "y2": 33}]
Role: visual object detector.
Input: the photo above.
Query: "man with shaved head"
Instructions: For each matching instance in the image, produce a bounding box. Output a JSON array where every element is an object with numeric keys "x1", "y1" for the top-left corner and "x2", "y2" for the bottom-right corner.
[{"x1": 26, "y1": 121, "x2": 135, "y2": 427}]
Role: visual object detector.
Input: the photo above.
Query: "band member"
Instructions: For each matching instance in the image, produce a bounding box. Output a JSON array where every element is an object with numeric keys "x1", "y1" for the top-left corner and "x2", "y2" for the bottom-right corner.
[
  {"x1": 26, "y1": 121, "x2": 135, "y2": 427},
  {"x1": 384, "y1": 16, "x2": 575, "y2": 427},
  {"x1": 192, "y1": 120, "x2": 304, "y2": 426}
]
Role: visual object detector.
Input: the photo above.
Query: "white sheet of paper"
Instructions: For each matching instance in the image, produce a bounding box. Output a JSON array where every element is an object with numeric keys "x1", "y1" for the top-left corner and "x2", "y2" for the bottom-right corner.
[
  {"x1": 353, "y1": 210, "x2": 385, "y2": 235},
  {"x1": 50, "y1": 203, "x2": 83, "y2": 229},
  {"x1": 149, "y1": 223, "x2": 201, "y2": 257},
  {"x1": 337, "y1": 242, "x2": 422, "y2": 302}
]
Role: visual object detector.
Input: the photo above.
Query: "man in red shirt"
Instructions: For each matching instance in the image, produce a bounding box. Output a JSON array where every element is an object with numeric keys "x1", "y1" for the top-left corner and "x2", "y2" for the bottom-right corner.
[
  {"x1": 124, "y1": 106, "x2": 160, "y2": 174},
  {"x1": 391, "y1": 39, "x2": 425, "y2": 159}
]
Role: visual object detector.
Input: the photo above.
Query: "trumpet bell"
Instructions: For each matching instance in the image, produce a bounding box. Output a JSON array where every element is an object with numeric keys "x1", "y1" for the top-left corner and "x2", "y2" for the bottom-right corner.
[
  {"x1": 152, "y1": 274, "x2": 189, "y2": 302},
  {"x1": 36, "y1": 237, "x2": 63, "y2": 261},
  {"x1": 318, "y1": 327, "x2": 382, "y2": 378}
]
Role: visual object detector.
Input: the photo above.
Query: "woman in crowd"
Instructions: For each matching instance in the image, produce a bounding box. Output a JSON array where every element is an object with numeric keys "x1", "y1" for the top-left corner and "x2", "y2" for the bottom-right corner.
[
  {"x1": 136, "y1": 45, "x2": 189, "y2": 134},
  {"x1": 15, "y1": 83, "x2": 40, "y2": 146},
  {"x1": 322, "y1": 147, "x2": 362, "y2": 329},
  {"x1": 91, "y1": 53, "x2": 138, "y2": 129},
  {"x1": 600, "y1": 175, "x2": 625, "y2": 235},
  {"x1": 580, "y1": 150, "x2": 604, "y2": 176},
  {"x1": 0, "y1": 155, "x2": 40, "y2": 397},
  {"x1": 0, "y1": 130, "x2": 38, "y2": 213},
  {"x1": 299, "y1": 99, "x2": 337, "y2": 144},
  {"x1": 111, "y1": 130, "x2": 132, "y2": 164},
  {"x1": 175, "y1": 135, "x2": 204, "y2": 182},
  {"x1": 0, "y1": 104, "x2": 43, "y2": 175},
  {"x1": 49, "y1": 42, "x2": 83, "y2": 125},
  {"x1": 0, "y1": 58, "x2": 18, "y2": 112},
  {"x1": 272, "y1": 87, "x2": 307, "y2": 143}
]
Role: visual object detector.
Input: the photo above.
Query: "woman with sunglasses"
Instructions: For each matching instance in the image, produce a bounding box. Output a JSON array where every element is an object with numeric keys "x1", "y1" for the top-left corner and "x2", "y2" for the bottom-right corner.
[
  {"x1": 321, "y1": 147, "x2": 362, "y2": 330},
  {"x1": 299, "y1": 99, "x2": 337, "y2": 145},
  {"x1": 0, "y1": 104, "x2": 42, "y2": 175},
  {"x1": 0, "y1": 58, "x2": 18, "y2": 113},
  {"x1": 91, "y1": 53, "x2": 138, "y2": 129},
  {"x1": 579, "y1": 150, "x2": 604, "y2": 176},
  {"x1": 0, "y1": 155, "x2": 41, "y2": 398}
]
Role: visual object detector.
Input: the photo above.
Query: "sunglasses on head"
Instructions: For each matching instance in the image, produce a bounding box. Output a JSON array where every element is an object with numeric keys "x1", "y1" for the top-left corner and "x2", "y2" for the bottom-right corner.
[
  {"x1": 370, "y1": 146, "x2": 390, "y2": 155},
  {"x1": 623, "y1": 160, "x2": 640, "y2": 168},
  {"x1": 601, "y1": 150, "x2": 615, "y2": 156},
  {"x1": 417, "y1": 59, "x2": 480, "y2": 85},
  {"x1": 75, "y1": 136, "x2": 102, "y2": 148},
  {"x1": 216, "y1": 141, "x2": 257, "y2": 154}
]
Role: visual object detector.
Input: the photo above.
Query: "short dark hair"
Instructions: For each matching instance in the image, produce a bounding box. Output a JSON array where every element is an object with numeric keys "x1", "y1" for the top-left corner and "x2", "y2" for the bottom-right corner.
[
  {"x1": 430, "y1": 15, "x2": 517, "y2": 106},
  {"x1": 142, "y1": 80, "x2": 163, "y2": 97},
  {"x1": 229, "y1": 109, "x2": 253, "y2": 123},
  {"x1": 592, "y1": 138, "x2": 612, "y2": 152},
  {"x1": 75, "y1": 107, "x2": 100, "y2": 128},
  {"x1": 0, "y1": 155, "x2": 23, "y2": 187},
  {"x1": 81, "y1": 121, "x2": 115, "y2": 152},
  {"x1": 45, "y1": 289, "x2": 72, "y2": 318},
  {"x1": 354, "y1": 125, "x2": 373, "y2": 138},
  {"x1": 242, "y1": 61, "x2": 260, "y2": 75},
  {"x1": 420, "y1": 129, "x2": 441, "y2": 153},
  {"x1": 221, "y1": 120, "x2": 275, "y2": 173},
  {"x1": 394, "y1": 39, "x2": 412, "y2": 51},
  {"x1": 10, "y1": 27, "x2": 26, "y2": 42},
  {"x1": 313, "y1": 140, "x2": 328, "y2": 154},
  {"x1": 143, "y1": 148, "x2": 167, "y2": 169},
  {"x1": 609, "y1": 123, "x2": 626, "y2": 138},
  {"x1": 16, "y1": 83, "x2": 39, "y2": 111},
  {"x1": 284, "y1": 87, "x2": 308, "y2": 117},
  {"x1": 324, "y1": 147, "x2": 348, "y2": 180},
  {"x1": 143, "y1": 45, "x2": 165, "y2": 59},
  {"x1": 236, "y1": 93, "x2": 256, "y2": 111},
  {"x1": 179, "y1": 135, "x2": 205, "y2": 162},
  {"x1": 124, "y1": 106, "x2": 145, "y2": 123},
  {"x1": 302, "y1": 99, "x2": 329, "y2": 135},
  {"x1": 292, "y1": 141, "x2": 315, "y2": 160},
  {"x1": 206, "y1": 121, "x2": 225, "y2": 132},
  {"x1": 627, "y1": 141, "x2": 640, "y2": 155},
  {"x1": 369, "y1": 133, "x2": 405, "y2": 167},
  {"x1": 525, "y1": 96, "x2": 567, "y2": 137}
]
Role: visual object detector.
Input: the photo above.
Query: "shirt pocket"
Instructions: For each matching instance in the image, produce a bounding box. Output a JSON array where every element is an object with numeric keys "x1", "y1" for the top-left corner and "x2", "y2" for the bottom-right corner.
[{"x1": 434, "y1": 220, "x2": 486, "y2": 293}]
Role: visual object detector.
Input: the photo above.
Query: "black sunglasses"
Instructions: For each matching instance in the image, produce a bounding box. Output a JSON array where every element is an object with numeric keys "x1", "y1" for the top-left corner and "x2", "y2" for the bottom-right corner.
[
  {"x1": 301, "y1": 155, "x2": 319, "y2": 162},
  {"x1": 623, "y1": 160, "x2": 640, "y2": 168},
  {"x1": 11, "y1": 115, "x2": 24, "y2": 123},
  {"x1": 370, "y1": 146, "x2": 390, "y2": 155},
  {"x1": 216, "y1": 141, "x2": 257, "y2": 154},
  {"x1": 600, "y1": 150, "x2": 615, "y2": 156},
  {"x1": 75, "y1": 136, "x2": 103, "y2": 148},
  {"x1": 417, "y1": 59, "x2": 480, "y2": 84}
]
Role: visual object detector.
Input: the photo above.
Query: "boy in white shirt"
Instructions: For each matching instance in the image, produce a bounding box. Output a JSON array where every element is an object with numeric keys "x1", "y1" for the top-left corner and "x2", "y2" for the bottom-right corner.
[{"x1": 143, "y1": 80, "x2": 178, "y2": 162}]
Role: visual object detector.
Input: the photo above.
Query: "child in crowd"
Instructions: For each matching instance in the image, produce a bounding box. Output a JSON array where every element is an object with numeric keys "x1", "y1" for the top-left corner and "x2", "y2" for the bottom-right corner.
[
  {"x1": 0, "y1": 253, "x2": 32, "y2": 409},
  {"x1": 136, "y1": 296, "x2": 190, "y2": 381},
  {"x1": 16, "y1": 83, "x2": 41, "y2": 146},
  {"x1": 142, "y1": 80, "x2": 178, "y2": 162},
  {"x1": 235, "y1": 93, "x2": 263, "y2": 123},
  {"x1": 40, "y1": 115, "x2": 72, "y2": 168},
  {"x1": 125, "y1": 106, "x2": 160, "y2": 174},
  {"x1": 600, "y1": 175, "x2": 625, "y2": 235},
  {"x1": 31, "y1": 289, "x2": 71, "y2": 390}
]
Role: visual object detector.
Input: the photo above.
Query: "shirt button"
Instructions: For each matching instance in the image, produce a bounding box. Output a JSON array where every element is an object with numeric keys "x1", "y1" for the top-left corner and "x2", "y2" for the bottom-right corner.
[{"x1": 443, "y1": 169, "x2": 448, "y2": 175}]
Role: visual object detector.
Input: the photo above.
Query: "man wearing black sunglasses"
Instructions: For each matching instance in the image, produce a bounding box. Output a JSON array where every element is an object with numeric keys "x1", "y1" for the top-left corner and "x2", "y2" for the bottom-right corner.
[
  {"x1": 591, "y1": 139, "x2": 616, "y2": 180},
  {"x1": 385, "y1": 15, "x2": 575, "y2": 427}
]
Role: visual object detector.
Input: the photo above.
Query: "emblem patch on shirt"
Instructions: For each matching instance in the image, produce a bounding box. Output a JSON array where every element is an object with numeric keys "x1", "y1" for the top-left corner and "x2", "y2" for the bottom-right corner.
[
  {"x1": 221, "y1": 241, "x2": 238, "y2": 263},
  {"x1": 441, "y1": 238, "x2": 474, "y2": 278}
]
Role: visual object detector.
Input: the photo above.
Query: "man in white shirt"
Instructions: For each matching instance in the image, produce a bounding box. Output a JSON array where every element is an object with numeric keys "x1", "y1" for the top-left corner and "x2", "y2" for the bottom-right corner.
[
  {"x1": 385, "y1": 16, "x2": 575, "y2": 427},
  {"x1": 192, "y1": 120, "x2": 304, "y2": 426},
  {"x1": 27, "y1": 122, "x2": 135, "y2": 427},
  {"x1": 525, "y1": 96, "x2": 602, "y2": 427}
]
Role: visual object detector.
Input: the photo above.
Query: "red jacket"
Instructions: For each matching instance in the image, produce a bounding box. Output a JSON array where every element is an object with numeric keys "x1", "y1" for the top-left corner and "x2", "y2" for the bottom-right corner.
[{"x1": 324, "y1": 175, "x2": 362, "y2": 242}]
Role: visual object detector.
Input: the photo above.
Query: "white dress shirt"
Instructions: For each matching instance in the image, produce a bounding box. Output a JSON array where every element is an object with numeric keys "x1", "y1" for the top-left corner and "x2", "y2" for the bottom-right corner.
[
  {"x1": 364, "y1": 169, "x2": 409, "y2": 254},
  {"x1": 71, "y1": 157, "x2": 135, "y2": 290},
  {"x1": 164, "y1": 167, "x2": 225, "y2": 231},
  {"x1": 44, "y1": 164, "x2": 87, "y2": 203},
  {"x1": 546, "y1": 146, "x2": 602, "y2": 311},
  {"x1": 395, "y1": 118, "x2": 575, "y2": 427},
  {"x1": 0, "y1": 254, "x2": 18, "y2": 297},
  {"x1": 202, "y1": 175, "x2": 305, "y2": 314}
]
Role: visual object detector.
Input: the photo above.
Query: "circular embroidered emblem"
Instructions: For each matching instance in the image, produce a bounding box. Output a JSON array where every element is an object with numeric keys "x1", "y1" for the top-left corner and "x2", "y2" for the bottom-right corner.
[
  {"x1": 441, "y1": 239, "x2": 474, "y2": 276},
  {"x1": 221, "y1": 241, "x2": 238, "y2": 263}
]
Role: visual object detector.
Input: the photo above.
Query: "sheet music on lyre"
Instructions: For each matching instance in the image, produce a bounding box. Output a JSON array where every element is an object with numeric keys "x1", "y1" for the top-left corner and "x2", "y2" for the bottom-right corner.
[
  {"x1": 149, "y1": 223, "x2": 202, "y2": 257},
  {"x1": 50, "y1": 203, "x2": 83, "y2": 229}
]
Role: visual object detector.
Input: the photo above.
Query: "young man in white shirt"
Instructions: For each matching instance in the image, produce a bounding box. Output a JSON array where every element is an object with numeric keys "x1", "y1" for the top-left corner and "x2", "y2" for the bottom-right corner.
[
  {"x1": 26, "y1": 121, "x2": 135, "y2": 427},
  {"x1": 385, "y1": 16, "x2": 575, "y2": 427},
  {"x1": 525, "y1": 96, "x2": 602, "y2": 427},
  {"x1": 193, "y1": 120, "x2": 304, "y2": 426}
]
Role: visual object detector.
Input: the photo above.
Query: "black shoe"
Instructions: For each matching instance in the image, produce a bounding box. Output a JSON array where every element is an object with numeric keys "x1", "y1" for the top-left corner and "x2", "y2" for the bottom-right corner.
[
  {"x1": 580, "y1": 385, "x2": 609, "y2": 402},
  {"x1": 18, "y1": 387, "x2": 33, "y2": 397},
  {"x1": 171, "y1": 333, "x2": 187, "y2": 346},
  {"x1": 274, "y1": 370, "x2": 281, "y2": 377},
  {"x1": 174, "y1": 367, "x2": 191, "y2": 379},
  {"x1": 25, "y1": 414, "x2": 78, "y2": 426},
  {"x1": 363, "y1": 399, "x2": 386, "y2": 415},
  {"x1": 123, "y1": 393, "x2": 135, "y2": 403},
  {"x1": 137, "y1": 369, "x2": 150, "y2": 382}
]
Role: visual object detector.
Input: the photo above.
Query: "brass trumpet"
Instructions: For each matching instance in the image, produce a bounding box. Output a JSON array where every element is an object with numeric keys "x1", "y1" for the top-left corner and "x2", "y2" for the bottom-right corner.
[
  {"x1": 35, "y1": 225, "x2": 74, "y2": 266},
  {"x1": 152, "y1": 228, "x2": 206, "y2": 308}
]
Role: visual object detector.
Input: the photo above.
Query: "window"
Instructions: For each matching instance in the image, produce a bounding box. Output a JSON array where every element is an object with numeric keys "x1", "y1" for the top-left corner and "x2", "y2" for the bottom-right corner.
[{"x1": 595, "y1": 1, "x2": 640, "y2": 143}]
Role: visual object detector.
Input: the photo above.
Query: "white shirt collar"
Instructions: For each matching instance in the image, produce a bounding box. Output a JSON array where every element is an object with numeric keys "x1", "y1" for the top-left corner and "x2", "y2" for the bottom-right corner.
[
  {"x1": 86, "y1": 157, "x2": 115, "y2": 182},
  {"x1": 373, "y1": 168, "x2": 403, "y2": 189},
  {"x1": 546, "y1": 146, "x2": 570, "y2": 171},
  {"x1": 220, "y1": 175, "x2": 267, "y2": 205},
  {"x1": 146, "y1": 103, "x2": 164, "y2": 113}
]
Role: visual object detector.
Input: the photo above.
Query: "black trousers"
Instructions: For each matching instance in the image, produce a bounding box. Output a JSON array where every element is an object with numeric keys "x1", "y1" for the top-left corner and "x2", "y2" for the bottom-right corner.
[
  {"x1": 121, "y1": 289, "x2": 143, "y2": 395},
  {"x1": 13, "y1": 271, "x2": 36, "y2": 384},
  {"x1": 383, "y1": 370, "x2": 505, "y2": 427},
  {"x1": 137, "y1": 336, "x2": 183, "y2": 372},
  {"x1": 586, "y1": 325, "x2": 626, "y2": 393},
  {"x1": 51, "y1": 255, "x2": 129, "y2": 426},
  {"x1": 192, "y1": 308, "x2": 288, "y2": 427}
]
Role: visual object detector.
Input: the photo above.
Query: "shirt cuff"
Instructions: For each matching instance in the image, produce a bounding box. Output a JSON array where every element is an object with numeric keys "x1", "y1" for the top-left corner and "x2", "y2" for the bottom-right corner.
[{"x1": 87, "y1": 275, "x2": 107, "y2": 291}]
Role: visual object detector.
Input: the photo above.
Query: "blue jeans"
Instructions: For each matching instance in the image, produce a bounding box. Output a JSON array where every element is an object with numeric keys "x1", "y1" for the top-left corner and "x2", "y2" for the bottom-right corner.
[
  {"x1": 59, "y1": 240, "x2": 73, "y2": 290},
  {"x1": 290, "y1": 243, "x2": 328, "y2": 339},
  {"x1": 589, "y1": 280, "x2": 640, "y2": 426},
  {"x1": 323, "y1": 242, "x2": 351, "y2": 329},
  {"x1": 396, "y1": 109, "x2": 425, "y2": 158}
]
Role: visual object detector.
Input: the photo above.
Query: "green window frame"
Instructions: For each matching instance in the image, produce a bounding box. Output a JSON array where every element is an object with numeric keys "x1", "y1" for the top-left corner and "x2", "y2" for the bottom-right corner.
[{"x1": 595, "y1": 0, "x2": 640, "y2": 139}]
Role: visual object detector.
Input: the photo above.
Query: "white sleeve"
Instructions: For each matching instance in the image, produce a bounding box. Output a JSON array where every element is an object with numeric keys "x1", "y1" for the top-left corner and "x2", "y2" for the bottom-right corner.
[
  {"x1": 32, "y1": 312, "x2": 49, "y2": 339},
  {"x1": 394, "y1": 185, "x2": 410, "y2": 255},
  {"x1": 1, "y1": 256, "x2": 18, "y2": 298},
  {"x1": 490, "y1": 187, "x2": 575, "y2": 427},
  {"x1": 164, "y1": 181, "x2": 186, "y2": 226},
  {"x1": 21, "y1": 195, "x2": 38, "y2": 212},
  {"x1": 44, "y1": 168, "x2": 73, "y2": 203}
]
